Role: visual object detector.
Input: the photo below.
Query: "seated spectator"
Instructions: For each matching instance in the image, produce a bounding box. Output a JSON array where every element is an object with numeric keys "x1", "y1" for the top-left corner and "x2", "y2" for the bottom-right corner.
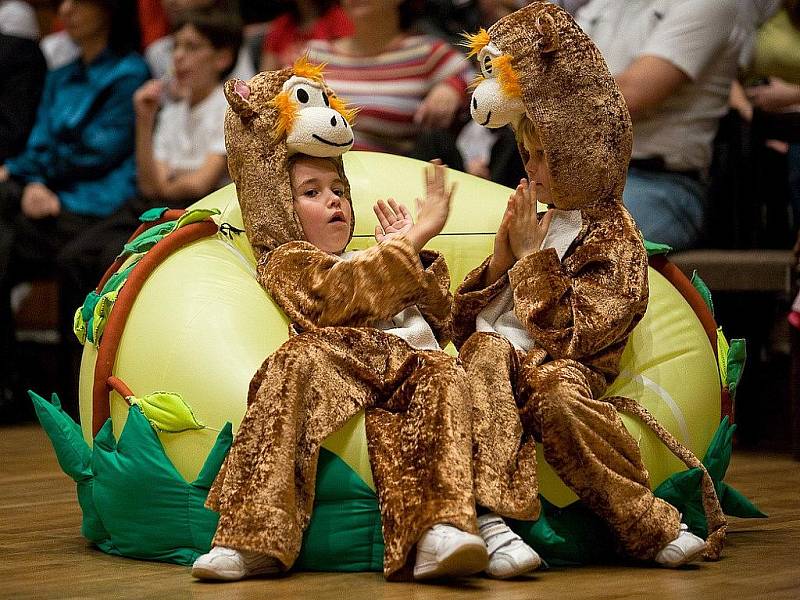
[
  {"x1": 0, "y1": 0, "x2": 149, "y2": 418},
  {"x1": 305, "y1": 0, "x2": 471, "y2": 157},
  {"x1": 575, "y1": 0, "x2": 739, "y2": 250},
  {"x1": 54, "y1": 7, "x2": 242, "y2": 416},
  {"x1": 259, "y1": 0, "x2": 352, "y2": 71},
  {"x1": 146, "y1": 0, "x2": 254, "y2": 81},
  {"x1": 0, "y1": 33, "x2": 46, "y2": 164}
]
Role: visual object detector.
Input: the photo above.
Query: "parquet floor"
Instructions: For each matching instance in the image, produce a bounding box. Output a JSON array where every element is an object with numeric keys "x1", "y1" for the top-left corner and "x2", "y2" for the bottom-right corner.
[{"x1": 2, "y1": 423, "x2": 799, "y2": 600}]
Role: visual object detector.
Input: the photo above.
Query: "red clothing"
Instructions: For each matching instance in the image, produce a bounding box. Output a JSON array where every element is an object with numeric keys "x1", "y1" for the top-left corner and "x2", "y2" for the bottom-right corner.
[
  {"x1": 138, "y1": 0, "x2": 169, "y2": 49},
  {"x1": 262, "y1": 6, "x2": 353, "y2": 68}
]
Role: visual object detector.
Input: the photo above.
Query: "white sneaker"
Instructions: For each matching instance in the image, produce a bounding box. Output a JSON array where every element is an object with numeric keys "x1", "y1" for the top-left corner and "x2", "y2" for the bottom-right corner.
[
  {"x1": 191, "y1": 546, "x2": 281, "y2": 581},
  {"x1": 478, "y1": 513, "x2": 542, "y2": 579},
  {"x1": 413, "y1": 524, "x2": 489, "y2": 580},
  {"x1": 655, "y1": 524, "x2": 706, "y2": 568}
]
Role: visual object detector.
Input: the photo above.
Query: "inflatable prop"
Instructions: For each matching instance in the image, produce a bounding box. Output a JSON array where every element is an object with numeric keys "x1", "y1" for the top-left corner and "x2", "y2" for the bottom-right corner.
[{"x1": 32, "y1": 152, "x2": 762, "y2": 569}]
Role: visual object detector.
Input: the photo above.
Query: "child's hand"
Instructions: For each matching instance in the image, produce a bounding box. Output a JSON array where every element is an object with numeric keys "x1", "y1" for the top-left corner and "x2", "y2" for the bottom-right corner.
[
  {"x1": 406, "y1": 160, "x2": 456, "y2": 252},
  {"x1": 134, "y1": 79, "x2": 163, "y2": 122},
  {"x1": 374, "y1": 198, "x2": 413, "y2": 242},
  {"x1": 507, "y1": 179, "x2": 553, "y2": 260},
  {"x1": 484, "y1": 202, "x2": 515, "y2": 285}
]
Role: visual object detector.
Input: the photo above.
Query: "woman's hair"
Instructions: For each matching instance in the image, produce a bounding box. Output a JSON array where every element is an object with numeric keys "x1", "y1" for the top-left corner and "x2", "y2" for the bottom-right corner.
[
  {"x1": 101, "y1": 0, "x2": 142, "y2": 55},
  {"x1": 172, "y1": 8, "x2": 244, "y2": 79},
  {"x1": 398, "y1": 0, "x2": 424, "y2": 31},
  {"x1": 786, "y1": 0, "x2": 800, "y2": 29}
]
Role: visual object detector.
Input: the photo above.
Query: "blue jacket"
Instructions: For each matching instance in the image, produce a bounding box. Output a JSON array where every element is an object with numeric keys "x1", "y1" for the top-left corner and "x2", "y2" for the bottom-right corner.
[{"x1": 5, "y1": 49, "x2": 150, "y2": 217}]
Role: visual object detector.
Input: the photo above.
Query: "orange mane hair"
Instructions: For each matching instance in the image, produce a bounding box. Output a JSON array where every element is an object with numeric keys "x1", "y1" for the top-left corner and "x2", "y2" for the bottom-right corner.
[
  {"x1": 270, "y1": 90, "x2": 298, "y2": 142},
  {"x1": 462, "y1": 28, "x2": 491, "y2": 59},
  {"x1": 292, "y1": 55, "x2": 325, "y2": 82},
  {"x1": 328, "y1": 94, "x2": 359, "y2": 125},
  {"x1": 493, "y1": 55, "x2": 522, "y2": 99}
]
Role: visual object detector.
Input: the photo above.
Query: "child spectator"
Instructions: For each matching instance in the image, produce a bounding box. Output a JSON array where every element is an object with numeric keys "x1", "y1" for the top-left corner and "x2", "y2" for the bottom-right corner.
[
  {"x1": 0, "y1": 0, "x2": 149, "y2": 418},
  {"x1": 145, "y1": 0, "x2": 254, "y2": 80}
]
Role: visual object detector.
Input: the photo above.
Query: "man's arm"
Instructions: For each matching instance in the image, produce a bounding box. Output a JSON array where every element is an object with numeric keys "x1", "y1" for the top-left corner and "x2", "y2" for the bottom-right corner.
[{"x1": 614, "y1": 55, "x2": 690, "y2": 118}]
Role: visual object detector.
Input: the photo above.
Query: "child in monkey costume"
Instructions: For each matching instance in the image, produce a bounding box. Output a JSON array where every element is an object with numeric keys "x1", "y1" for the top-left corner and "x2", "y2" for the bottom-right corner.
[
  {"x1": 455, "y1": 1, "x2": 727, "y2": 571},
  {"x1": 192, "y1": 61, "x2": 487, "y2": 582}
]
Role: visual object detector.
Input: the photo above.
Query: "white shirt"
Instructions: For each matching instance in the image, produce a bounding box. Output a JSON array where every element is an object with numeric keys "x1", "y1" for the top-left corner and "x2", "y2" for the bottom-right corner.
[
  {"x1": 0, "y1": 0, "x2": 38, "y2": 40},
  {"x1": 153, "y1": 84, "x2": 228, "y2": 186},
  {"x1": 576, "y1": 0, "x2": 739, "y2": 172}
]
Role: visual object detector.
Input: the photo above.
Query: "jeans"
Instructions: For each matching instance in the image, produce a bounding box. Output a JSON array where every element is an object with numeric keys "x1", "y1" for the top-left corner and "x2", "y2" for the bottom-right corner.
[{"x1": 623, "y1": 167, "x2": 708, "y2": 251}]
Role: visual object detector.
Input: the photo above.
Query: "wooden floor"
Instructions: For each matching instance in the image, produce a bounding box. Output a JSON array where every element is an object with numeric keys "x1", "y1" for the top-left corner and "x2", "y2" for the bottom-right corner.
[{"x1": 2, "y1": 424, "x2": 799, "y2": 600}]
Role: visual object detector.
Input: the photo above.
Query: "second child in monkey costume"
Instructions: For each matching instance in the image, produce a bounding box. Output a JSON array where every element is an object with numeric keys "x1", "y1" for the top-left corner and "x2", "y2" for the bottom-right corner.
[{"x1": 456, "y1": 1, "x2": 727, "y2": 572}]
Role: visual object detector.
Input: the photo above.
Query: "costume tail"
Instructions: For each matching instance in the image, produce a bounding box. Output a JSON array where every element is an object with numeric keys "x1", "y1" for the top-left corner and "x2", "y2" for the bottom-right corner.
[{"x1": 605, "y1": 396, "x2": 726, "y2": 561}]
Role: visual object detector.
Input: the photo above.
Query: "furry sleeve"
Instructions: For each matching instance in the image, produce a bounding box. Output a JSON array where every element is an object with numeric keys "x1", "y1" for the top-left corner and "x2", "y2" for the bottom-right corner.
[
  {"x1": 261, "y1": 237, "x2": 447, "y2": 331},
  {"x1": 508, "y1": 232, "x2": 648, "y2": 362},
  {"x1": 417, "y1": 249, "x2": 454, "y2": 347},
  {"x1": 452, "y1": 255, "x2": 511, "y2": 349}
]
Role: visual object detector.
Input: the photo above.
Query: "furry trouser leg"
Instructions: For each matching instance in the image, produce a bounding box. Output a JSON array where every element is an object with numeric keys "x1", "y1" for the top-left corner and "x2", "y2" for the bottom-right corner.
[
  {"x1": 459, "y1": 332, "x2": 540, "y2": 520},
  {"x1": 519, "y1": 358, "x2": 681, "y2": 560},
  {"x1": 206, "y1": 328, "x2": 477, "y2": 578}
]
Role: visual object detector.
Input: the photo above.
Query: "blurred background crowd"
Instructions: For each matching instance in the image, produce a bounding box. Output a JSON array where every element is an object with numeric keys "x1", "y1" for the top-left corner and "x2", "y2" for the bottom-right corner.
[{"x1": 1, "y1": 0, "x2": 799, "y2": 452}]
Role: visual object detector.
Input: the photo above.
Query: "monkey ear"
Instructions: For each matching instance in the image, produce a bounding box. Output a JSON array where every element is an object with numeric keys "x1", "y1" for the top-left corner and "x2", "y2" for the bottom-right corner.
[
  {"x1": 224, "y1": 79, "x2": 256, "y2": 119},
  {"x1": 535, "y1": 12, "x2": 560, "y2": 54}
]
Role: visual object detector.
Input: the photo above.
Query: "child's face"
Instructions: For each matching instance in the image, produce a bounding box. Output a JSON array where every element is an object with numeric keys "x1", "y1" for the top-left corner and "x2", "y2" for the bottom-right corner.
[
  {"x1": 172, "y1": 24, "x2": 232, "y2": 96},
  {"x1": 291, "y1": 156, "x2": 352, "y2": 254},
  {"x1": 522, "y1": 126, "x2": 553, "y2": 206}
]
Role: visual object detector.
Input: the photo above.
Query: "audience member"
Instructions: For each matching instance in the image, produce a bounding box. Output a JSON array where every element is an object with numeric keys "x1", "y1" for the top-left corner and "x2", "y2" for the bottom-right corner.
[
  {"x1": 0, "y1": 0, "x2": 149, "y2": 418},
  {"x1": 0, "y1": 33, "x2": 47, "y2": 164},
  {"x1": 259, "y1": 0, "x2": 352, "y2": 71},
  {"x1": 146, "y1": 0, "x2": 253, "y2": 80},
  {"x1": 575, "y1": 0, "x2": 739, "y2": 250},
  {"x1": 305, "y1": 0, "x2": 471, "y2": 157}
]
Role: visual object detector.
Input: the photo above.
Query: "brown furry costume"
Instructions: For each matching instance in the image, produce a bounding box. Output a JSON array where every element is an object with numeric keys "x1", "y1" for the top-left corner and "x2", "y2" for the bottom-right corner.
[
  {"x1": 457, "y1": 2, "x2": 726, "y2": 560},
  {"x1": 205, "y1": 63, "x2": 477, "y2": 579}
]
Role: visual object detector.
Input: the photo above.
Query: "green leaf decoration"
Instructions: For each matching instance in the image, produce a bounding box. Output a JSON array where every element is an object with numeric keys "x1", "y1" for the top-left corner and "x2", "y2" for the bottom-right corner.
[
  {"x1": 73, "y1": 305, "x2": 87, "y2": 345},
  {"x1": 129, "y1": 392, "x2": 206, "y2": 433},
  {"x1": 652, "y1": 417, "x2": 765, "y2": 538},
  {"x1": 726, "y1": 338, "x2": 746, "y2": 399},
  {"x1": 690, "y1": 270, "x2": 714, "y2": 316},
  {"x1": 29, "y1": 391, "x2": 109, "y2": 543},
  {"x1": 174, "y1": 208, "x2": 220, "y2": 230},
  {"x1": 644, "y1": 240, "x2": 672, "y2": 256},
  {"x1": 139, "y1": 207, "x2": 169, "y2": 222},
  {"x1": 89, "y1": 290, "x2": 117, "y2": 346},
  {"x1": 717, "y1": 328, "x2": 729, "y2": 387},
  {"x1": 122, "y1": 221, "x2": 176, "y2": 255}
]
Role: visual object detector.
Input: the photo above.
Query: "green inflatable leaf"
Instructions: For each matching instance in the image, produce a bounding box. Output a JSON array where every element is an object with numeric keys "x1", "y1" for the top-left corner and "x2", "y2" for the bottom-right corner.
[
  {"x1": 644, "y1": 240, "x2": 672, "y2": 256},
  {"x1": 726, "y1": 338, "x2": 746, "y2": 399},
  {"x1": 690, "y1": 270, "x2": 714, "y2": 316},
  {"x1": 139, "y1": 207, "x2": 169, "y2": 222},
  {"x1": 129, "y1": 392, "x2": 206, "y2": 433},
  {"x1": 122, "y1": 221, "x2": 176, "y2": 255},
  {"x1": 717, "y1": 482, "x2": 767, "y2": 518},
  {"x1": 174, "y1": 208, "x2": 220, "y2": 229},
  {"x1": 28, "y1": 391, "x2": 109, "y2": 543}
]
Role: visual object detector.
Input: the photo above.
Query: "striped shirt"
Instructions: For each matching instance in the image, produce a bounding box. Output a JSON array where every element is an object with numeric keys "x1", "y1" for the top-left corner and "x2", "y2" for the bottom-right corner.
[{"x1": 306, "y1": 35, "x2": 472, "y2": 155}]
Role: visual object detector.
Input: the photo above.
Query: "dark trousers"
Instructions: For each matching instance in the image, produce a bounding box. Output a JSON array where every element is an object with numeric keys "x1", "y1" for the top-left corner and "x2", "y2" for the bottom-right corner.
[{"x1": 0, "y1": 179, "x2": 140, "y2": 420}]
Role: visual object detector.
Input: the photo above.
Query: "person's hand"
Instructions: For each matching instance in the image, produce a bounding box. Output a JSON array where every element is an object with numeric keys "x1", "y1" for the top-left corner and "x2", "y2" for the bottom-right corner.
[
  {"x1": 0, "y1": 165, "x2": 8, "y2": 183},
  {"x1": 466, "y1": 158, "x2": 491, "y2": 179},
  {"x1": 374, "y1": 198, "x2": 413, "y2": 242},
  {"x1": 134, "y1": 79, "x2": 164, "y2": 122},
  {"x1": 414, "y1": 83, "x2": 462, "y2": 129},
  {"x1": 746, "y1": 77, "x2": 800, "y2": 112},
  {"x1": 406, "y1": 159, "x2": 456, "y2": 251},
  {"x1": 506, "y1": 179, "x2": 553, "y2": 260},
  {"x1": 484, "y1": 203, "x2": 515, "y2": 285},
  {"x1": 21, "y1": 182, "x2": 60, "y2": 219}
]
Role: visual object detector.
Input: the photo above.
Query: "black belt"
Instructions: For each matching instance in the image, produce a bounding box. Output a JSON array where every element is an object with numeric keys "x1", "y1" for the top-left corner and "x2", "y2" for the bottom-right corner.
[{"x1": 629, "y1": 157, "x2": 702, "y2": 183}]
